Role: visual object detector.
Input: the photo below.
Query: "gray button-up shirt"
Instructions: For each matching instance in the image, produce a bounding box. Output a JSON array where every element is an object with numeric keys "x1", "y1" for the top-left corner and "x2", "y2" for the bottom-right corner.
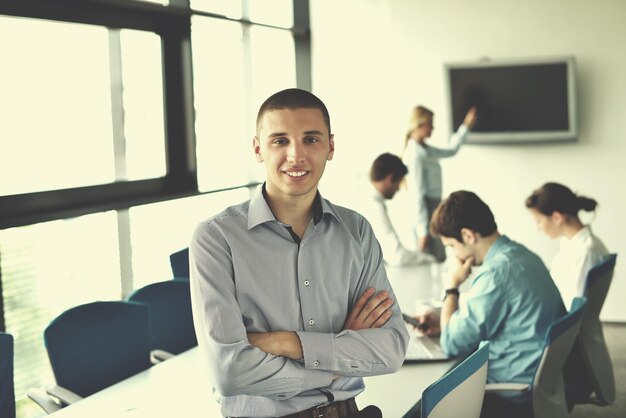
[{"x1": 190, "y1": 185, "x2": 409, "y2": 417}]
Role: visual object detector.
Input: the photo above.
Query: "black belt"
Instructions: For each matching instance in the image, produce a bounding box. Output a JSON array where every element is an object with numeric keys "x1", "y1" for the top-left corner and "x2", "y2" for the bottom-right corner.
[{"x1": 280, "y1": 398, "x2": 358, "y2": 418}]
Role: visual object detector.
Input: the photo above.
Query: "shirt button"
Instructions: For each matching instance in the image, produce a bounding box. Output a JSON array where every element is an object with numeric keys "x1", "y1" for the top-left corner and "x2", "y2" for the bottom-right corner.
[
  {"x1": 309, "y1": 319, "x2": 315, "y2": 325},
  {"x1": 313, "y1": 360, "x2": 320, "y2": 367},
  {"x1": 304, "y1": 280, "x2": 310, "y2": 286}
]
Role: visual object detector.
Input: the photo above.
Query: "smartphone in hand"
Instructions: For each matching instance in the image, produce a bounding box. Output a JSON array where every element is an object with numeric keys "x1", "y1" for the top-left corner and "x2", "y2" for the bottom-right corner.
[{"x1": 402, "y1": 313, "x2": 429, "y2": 332}]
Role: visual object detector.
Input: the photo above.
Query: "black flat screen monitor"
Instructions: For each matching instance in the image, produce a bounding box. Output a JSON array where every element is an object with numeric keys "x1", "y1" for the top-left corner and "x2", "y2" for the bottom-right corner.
[{"x1": 446, "y1": 56, "x2": 577, "y2": 144}]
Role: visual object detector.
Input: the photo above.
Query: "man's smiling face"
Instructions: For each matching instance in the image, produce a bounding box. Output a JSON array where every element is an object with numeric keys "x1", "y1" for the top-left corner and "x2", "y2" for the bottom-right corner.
[{"x1": 254, "y1": 108, "x2": 334, "y2": 202}]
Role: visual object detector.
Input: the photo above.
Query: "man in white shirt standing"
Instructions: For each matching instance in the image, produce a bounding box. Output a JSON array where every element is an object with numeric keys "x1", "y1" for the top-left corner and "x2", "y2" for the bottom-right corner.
[{"x1": 361, "y1": 153, "x2": 435, "y2": 267}]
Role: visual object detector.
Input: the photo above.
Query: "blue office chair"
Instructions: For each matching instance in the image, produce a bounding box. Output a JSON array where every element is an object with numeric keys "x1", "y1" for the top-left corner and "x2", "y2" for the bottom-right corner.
[
  {"x1": 169, "y1": 247, "x2": 190, "y2": 280},
  {"x1": 578, "y1": 253, "x2": 617, "y2": 405},
  {"x1": 420, "y1": 341, "x2": 489, "y2": 418},
  {"x1": 1, "y1": 332, "x2": 16, "y2": 418},
  {"x1": 125, "y1": 280, "x2": 197, "y2": 359},
  {"x1": 28, "y1": 301, "x2": 152, "y2": 413},
  {"x1": 486, "y1": 297, "x2": 587, "y2": 418}
]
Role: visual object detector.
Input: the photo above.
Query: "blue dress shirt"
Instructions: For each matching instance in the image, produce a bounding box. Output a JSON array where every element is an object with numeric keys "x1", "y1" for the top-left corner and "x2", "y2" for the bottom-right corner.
[{"x1": 441, "y1": 235, "x2": 566, "y2": 401}]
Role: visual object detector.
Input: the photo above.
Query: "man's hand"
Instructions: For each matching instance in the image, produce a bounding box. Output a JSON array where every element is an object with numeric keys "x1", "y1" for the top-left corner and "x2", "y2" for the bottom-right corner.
[
  {"x1": 343, "y1": 287, "x2": 394, "y2": 330},
  {"x1": 415, "y1": 310, "x2": 441, "y2": 337},
  {"x1": 247, "y1": 331, "x2": 303, "y2": 360},
  {"x1": 440, "y1": 256, "x2": 474, "y2": 330},
  {"x1": 447, "y1": 256, "x2": 474, "y2": 289},
  {"x1": 418, "y1": 236, "x2": 429, "y2": 252}
]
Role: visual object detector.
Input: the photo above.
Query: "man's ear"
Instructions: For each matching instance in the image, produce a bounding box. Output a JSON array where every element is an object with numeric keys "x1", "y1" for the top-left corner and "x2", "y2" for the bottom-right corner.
[
  {"x1": 253, "y1": 136, "x2": 263, "y2": 162},
  {"x1": 327, "y1": 134, "x2": 335, "y2": 161},
  {"x1": 460, "y1": 228, "x2": 477, "y2": 244}
]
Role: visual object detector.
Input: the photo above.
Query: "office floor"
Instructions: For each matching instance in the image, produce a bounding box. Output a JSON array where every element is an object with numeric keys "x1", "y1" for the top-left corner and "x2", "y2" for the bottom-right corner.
[{"x1": 572, "y1": 322, "x2": 626, "y2": 418}]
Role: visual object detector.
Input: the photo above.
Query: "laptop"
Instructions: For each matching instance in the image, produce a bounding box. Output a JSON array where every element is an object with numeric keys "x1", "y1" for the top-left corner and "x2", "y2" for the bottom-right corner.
[{"x1": 403, "y1": 325, "x2": 452, "y2": 363}]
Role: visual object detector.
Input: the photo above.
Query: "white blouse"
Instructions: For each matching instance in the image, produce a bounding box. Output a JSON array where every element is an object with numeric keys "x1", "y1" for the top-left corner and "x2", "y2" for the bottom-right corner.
[{"x1": 550, "y1": 226, "x2": 609, "y2": 309}]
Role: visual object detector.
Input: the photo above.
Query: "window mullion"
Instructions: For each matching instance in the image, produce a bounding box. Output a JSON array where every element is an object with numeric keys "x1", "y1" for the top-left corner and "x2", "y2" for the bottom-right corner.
[{"x1": 108, "y1": 28, "x2": 134, "y2": 297}]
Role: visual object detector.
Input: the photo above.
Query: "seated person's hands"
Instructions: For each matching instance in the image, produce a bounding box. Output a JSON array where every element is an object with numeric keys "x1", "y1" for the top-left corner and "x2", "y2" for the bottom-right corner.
[
  {"x1": 343, "y1": 287, "x2": 394, "y2": 330},
  {"x1": 418, "y1": 236, "x2": 429, "y2": 252},
  {"x1": 415, "y1": 310, "x2": 441, "y2": 337}
]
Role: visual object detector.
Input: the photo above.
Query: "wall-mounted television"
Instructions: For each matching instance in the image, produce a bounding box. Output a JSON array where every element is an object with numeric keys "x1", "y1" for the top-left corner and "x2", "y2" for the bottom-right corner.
[{"x1": 445, "y1": 56, "x2": 577, "y2": 144}]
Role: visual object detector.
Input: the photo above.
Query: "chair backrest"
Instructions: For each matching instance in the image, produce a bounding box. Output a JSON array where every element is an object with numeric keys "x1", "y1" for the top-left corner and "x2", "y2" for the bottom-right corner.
[
  {"x1": 421, "y1": 341, "x2": 489, "y2": 418},
  {"x1": 531, "y1": 297, "x2": 586, "y2": 418},
  {"x1": 169, "y1": 247, "x2": 190, "y2": 279},
  {"x1": 44, "y1": 301, "x2": 152, "y2": 398},
  {"x1": 0, "y1": 332, "x2": 16, "y2": 418},
  {"x1": 579, "y1": 253, "x2": 617, "y2": 405},
  {"x1": 583, "y1": 253, "x2": 616, "y2": 321},
  {"x1": 125, "y1": 280, "x2": 197, "y2": 354}
]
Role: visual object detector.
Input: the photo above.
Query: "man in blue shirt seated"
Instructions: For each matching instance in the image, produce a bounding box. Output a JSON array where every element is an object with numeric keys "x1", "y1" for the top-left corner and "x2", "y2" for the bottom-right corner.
[{"x1": 407, "y1": 190, "x2": 565, "y2": 418}]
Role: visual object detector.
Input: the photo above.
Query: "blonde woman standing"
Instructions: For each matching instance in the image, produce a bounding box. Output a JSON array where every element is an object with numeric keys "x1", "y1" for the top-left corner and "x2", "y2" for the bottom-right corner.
[{"x1": 402, "y1": 105, "x2": 477, "y2": 262}]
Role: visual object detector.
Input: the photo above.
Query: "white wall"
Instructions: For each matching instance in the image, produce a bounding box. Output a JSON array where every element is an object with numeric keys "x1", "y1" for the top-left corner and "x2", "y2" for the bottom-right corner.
[{"x1": 310, "y1": 0, "x2": 626, "y2": 321}]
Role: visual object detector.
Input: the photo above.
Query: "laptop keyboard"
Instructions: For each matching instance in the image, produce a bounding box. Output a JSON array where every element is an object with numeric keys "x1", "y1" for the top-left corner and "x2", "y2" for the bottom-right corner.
[{"x1": 405, "y1": 335, "x2": 447, "y2": 360}]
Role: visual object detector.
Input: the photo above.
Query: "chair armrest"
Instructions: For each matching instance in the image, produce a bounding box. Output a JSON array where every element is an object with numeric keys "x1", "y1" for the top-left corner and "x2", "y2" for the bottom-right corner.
[
  {"x1": 27, "y1": 388, "x2": 62, "y2": 415},
  {"x1": 46, "y1": 384, "x2": 83, "y2": 405},
  {"x1": 151, "y1": 349, "x2": 175, "y2": 364},
  {"x1": 485, "y1": 383, "x2": 530, "y2": 392}
]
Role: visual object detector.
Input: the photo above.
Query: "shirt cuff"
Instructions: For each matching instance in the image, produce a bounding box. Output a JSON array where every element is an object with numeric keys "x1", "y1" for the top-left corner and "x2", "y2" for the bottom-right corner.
[{"x1": 296, "y1": 331, "x2": 335, "y2": 372}]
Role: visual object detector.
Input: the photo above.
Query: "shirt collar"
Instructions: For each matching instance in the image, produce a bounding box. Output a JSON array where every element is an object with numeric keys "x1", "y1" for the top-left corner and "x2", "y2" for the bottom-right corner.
[
  {"x1": 370, "y1": 183, "x2": 386, "y2": 203},
  {"x1": 482, "y1": 234, "x2": 510, "y2": 264},
  {"x1": 570, "y1": 225, "x2": 591, "y2": 242},
  {"x1": 247, "y1": 183, "x2": 332, "y2": 230}
]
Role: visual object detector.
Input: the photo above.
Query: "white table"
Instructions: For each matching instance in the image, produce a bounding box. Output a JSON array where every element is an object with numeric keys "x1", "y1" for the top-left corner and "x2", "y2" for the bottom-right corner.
[
  {"x1": 50, "y1": 266, "x2": 452, "y2": 417},
  {"x1": 49, "y1": 347, "x2": 218, "y2": 418},
  {"x1": 49, "y1": 346, "x2": 453, "y2": 417},
  {"x1": 358, "y1": 360, "x2": 454, "y2": 416}
]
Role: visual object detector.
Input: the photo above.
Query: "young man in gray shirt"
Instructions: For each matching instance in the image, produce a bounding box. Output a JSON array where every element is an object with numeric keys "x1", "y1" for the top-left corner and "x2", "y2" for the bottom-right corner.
[{"x1": 190, "y1": 88, "x2": 409, "y2": 418}]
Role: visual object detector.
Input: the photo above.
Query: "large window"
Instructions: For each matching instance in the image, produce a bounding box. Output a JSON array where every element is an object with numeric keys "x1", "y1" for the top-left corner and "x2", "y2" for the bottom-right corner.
[
  {"x1": 0, "y1": 1, "x2": 310, "y2": 416},
  {"x1": 0, "y1": 17, "x2": 166, "y2": 197},
  {"x1": 191, "y1": 16, "x2": 296, "y2": 191},
  {"x1": 0, "y1": 213, "x2": 122, "y2": 416}
]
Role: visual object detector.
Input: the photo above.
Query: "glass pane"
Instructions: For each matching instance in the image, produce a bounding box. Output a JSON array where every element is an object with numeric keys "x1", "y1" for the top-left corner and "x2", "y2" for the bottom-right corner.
[
  {"x1": 190, "y1": 0, "x2": 242, "y2": 19},
  {"x1": 248, "y1": 25, "x2": 296, "y2": 183},
  {"x1": 249, "y1": 25, "x2": 297, "y2": 113},
  {"x1": 191, "y1": 17, "x2": 251, "y2": 191},
  {"x1": 129, "y1": 188, "x2": 250, "y2": 288},
  {"x1": 120, "y1": 29, "x2": 167, "y2": 181},
  {"x1": 0, "y1": 212, "x2": 121, "y2": 406},
  {"x1": 0, "y1": 16, "x2": 114, "y2": 195},
  {"x1": 249, "y1": 0, "x2": 293, "y2": 27},
  {"x1": 0, "y1": 16, "x2": 167, "y2": 197}
]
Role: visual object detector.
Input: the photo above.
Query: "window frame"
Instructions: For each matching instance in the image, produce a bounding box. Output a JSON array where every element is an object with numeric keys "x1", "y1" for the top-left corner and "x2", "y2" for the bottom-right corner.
[
  {"x1": 0, "y1": 0, "x2": 311, "y2": 229},
  {"x1": 0, "y1": 0, "x2": 198, "y2": 229}
]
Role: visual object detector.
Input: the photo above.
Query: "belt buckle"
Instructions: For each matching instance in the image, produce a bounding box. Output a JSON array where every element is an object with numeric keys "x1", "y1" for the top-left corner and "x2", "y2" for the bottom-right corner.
[{"x1": 314, "y1": 401, "x2": 331, "y2": 418}]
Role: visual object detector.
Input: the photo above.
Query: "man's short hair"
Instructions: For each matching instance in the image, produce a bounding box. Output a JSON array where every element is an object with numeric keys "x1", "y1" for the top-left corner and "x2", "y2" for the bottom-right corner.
[
  {"x1": 430, "y1": 191, "x2": 498, "y2": 242},
  {"x1": 370, "y1": 153, "x2": 408, "y2": 182},
  {"x1": 256, "y1": 88, "x2": 331, "y2": 137}
]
